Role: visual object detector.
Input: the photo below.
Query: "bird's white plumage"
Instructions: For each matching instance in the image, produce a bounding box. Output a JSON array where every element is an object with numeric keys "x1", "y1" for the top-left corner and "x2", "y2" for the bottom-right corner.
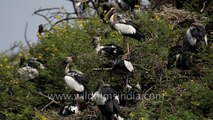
[
  {"x1": 95, "y1": 45, "x2": 105, "y2": 53},
  {"x1": 75, "y1": 1, "x2": 82, "y2": 7},
  {"x1": 91, "y1": 91, "x2": 107, "y2": 105},
  {"x1": 124, "y1": 60, "x2": 134, "y2": 72},
  {"x1": 136, "y1": 83, "x2": 141, "y2": 90},
  {"x1": 64, "y1": 76, "x2": 84, "y2": 92},
  {"x1": 115, "y1": 95, "x2": 120, "y2": 104},
  {"x1": 114, "y1": 23, "x2": 136, "y2": 35},
  {"x1": 204, "y1": 35, "x2": 208, "y2": 45},
  {"x1": 114, "y1": 114, "x2": 124, "y2": 120},
  {"x1": 17, "y1": 66, "x2": 39, "y2": 80},
  {"x1": 70, "y1": 106, "x2": 80, "y2": 113},
  {"x1": 176, "y1": 54, "x2": 180, "y2": 61},
  {"x1": 186, "y1": 27, "x2": 197, "y2": 46},
  {"x1": 126, "y1": 84, "x2": 132, "y2": 89}
]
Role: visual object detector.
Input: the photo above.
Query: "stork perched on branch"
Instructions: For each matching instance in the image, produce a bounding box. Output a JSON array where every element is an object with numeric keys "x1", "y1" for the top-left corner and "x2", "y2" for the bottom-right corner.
[
  {"x1": 92, "y1": 37, "x2": 124, "y2": 59},
  {"x1": 106, "y1": 8, "x2": 145, "y2": 53}
]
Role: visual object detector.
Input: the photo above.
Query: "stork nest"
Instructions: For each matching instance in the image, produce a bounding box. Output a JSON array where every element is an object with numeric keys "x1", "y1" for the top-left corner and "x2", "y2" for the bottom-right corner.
[
  {"x1": 155, "y1": 6, "x2": 208, "y2": 27},
  {"x1": 41, "y1": 105, "x2": 134, "y2": 120}
]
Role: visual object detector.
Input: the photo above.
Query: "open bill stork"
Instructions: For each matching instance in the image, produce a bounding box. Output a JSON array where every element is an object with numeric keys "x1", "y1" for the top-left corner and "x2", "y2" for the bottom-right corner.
[
  {"x1": 185, "y1": 22, "x2": 208, "y2": 52},
  {"x1": 92, "y1": 37, "x2": 124, "y2": 59},
  {"x1": 107, "y1": 8, "x2": 145, "y2": 53},
  {"x1": 63, "y1": 57, "x2": 89, "y2": 101},
  {"x1": 91, "y1": 80, "x2": 124, "y2": 120}
]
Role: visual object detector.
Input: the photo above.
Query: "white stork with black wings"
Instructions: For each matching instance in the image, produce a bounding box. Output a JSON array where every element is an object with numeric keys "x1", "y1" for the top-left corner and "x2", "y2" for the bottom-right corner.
[
  {"x1": 110, "y1": 14, "x2": 145, "y2": 41},
  {"x1": 64, "y1": 57, "x2": 89, "y2": 99},
  {"x1": 92, "y1": 37, "x2": 124, "y2": 58},
  {"x1": 186, "y1": 23, "x2": 208, "y2": 52},
  {"x1": 107, "y1": 8, "x2": 145, "y2": 53},
  {"x1": 91, "y1": 80, "x2": 123, "y2": 120}
]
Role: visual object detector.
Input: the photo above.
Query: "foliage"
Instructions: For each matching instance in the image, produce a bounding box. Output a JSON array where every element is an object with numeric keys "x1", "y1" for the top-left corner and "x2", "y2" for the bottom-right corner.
[{"x1": 0, "y1": 5, "x2": 213, "y2": 120}]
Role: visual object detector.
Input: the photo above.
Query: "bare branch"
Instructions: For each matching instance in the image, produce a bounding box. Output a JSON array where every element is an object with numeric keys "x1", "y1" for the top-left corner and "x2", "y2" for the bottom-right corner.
[
  {"x1": 24, "y1": 23, "x2": 31, "y2": 49},
  {"x1": 50, "y1": 17, "x2": 89, "y2": 30},
  {"x1": 34, "y1": 7, "x2": 60, "y2": 13},
  {"x1": 34, "y1": 12, "x2": 52, "y2": 25},
  {"x1": 2, "y1": 42, "x2": 21, "y2": 54},
  {"x1": 19, "y1": 84, "x2": 59, "y2": 105},
  {"x1": 89, "y1": 0, "x2": 100, "y2": 16}
]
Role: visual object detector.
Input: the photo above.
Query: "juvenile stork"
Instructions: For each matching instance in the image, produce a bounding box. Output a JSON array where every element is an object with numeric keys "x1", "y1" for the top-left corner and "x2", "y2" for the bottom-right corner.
[
  {"x1": 185, "y1": 23, "x2": 208, "y2": 52},
  {"x1": 91, "y1": 80, "x2": 123, "y2": 120},
  {"x1": 107, "y1": 8, "x2": 145, "y2": 53},
  {"x1": 92, "y1": 37, "x2": 124, "y2": 58},
  {"x1": 59, "y1": 99, "x2": 87, "y2": 116},
  {"x1": 17, "y1": 57, "x2": 44, "y2": 80},
  {"x1": 63, "y1": 57, "x2": 89, "y2": 101}
]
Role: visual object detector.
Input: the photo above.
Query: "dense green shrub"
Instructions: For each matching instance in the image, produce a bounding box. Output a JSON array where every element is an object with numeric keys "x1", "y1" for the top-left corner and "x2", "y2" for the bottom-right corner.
[{"x1": 0, "y1": 8, "x2": 213, "y2": 120}]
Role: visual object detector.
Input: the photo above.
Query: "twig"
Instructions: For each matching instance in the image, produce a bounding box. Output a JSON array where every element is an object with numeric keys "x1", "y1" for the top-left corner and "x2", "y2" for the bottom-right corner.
[
  {"x1": 2, "y1": 42, "x2": 21, "y2": 54},
  {"x1": 132, "y1": 63, "x2": 150, "y2": 71},
  {"x1": 34, "y1": 12, "x2": 52, "y2": 25},
  {"x1": 93, "y1": 68, "x2": 112, "y2": 71},
  {"x1": 50, "y1": 17, "x2": 89, "y2": 30},
  {"x1": 40, "y1": 101, "x2": 54, "y2": 111},
  {"x1": 89, "y1": 0, "x2": 100, "y2": 16},
  {"x1": 34, "y1": 7, "x2": 60, "y2": 13},
  {"x1": 19, "y1": 84, "x2": 59, "y2": 104},
  {"x1": 144, "y1": 84, "x2": 158, "y2": 94},
  {"x1": 200, "y1": 1, "x2": 207, "y2": 13},
  {"x1": 24, "y1": 23, "x2": 31, "y2": 49}
]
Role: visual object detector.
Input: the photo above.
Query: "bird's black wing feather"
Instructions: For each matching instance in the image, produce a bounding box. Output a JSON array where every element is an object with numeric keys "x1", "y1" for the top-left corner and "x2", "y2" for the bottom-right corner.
[
  {"x1": 191, "y1": 27, "x2": 205, "y2": 40},
  {"x1": 190, "y1": 28, "x2": 200, "y2": 39},
  {"x1": 102, "y1": 44, "x2": 124, "y2": 57},
  {"x1": 120, "y1": 21, "x2": 145, "y2": 40},
  {"x1": 112, "y1": 100, "x2": 120, "y2": 113},
  {"x1": 100, "y1": 86, "x2": 120, "y2": 113},
  {"x1": 100, "y1": 86, "x2": 117, "y2": 100},
  {"x1": 69, "y1": 71, "x2": 88, "y2": 86}
]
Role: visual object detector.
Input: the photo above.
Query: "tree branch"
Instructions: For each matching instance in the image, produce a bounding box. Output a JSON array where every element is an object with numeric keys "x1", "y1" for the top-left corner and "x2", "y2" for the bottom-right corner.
[{"x1": 24, "y1": 23, "x2": 31, "y2": 49}]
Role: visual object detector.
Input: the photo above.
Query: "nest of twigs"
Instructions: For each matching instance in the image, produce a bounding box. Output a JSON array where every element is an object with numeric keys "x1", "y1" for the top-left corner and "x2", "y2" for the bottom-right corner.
[
  {"x1": 56, "y1": 105, "x2": 134, "y2": 120},
  {"x1": 155, "y1": 6, "x2": 208, "y2": 27}
]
